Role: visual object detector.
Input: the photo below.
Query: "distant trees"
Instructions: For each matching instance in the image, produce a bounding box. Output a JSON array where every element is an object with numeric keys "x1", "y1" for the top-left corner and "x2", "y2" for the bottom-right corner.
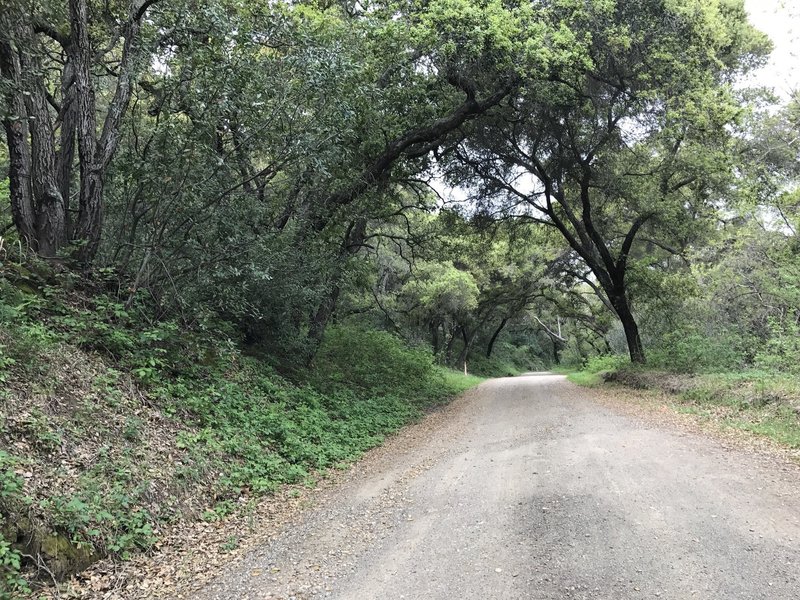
[{"x1": 357, "y1": 212, "x2": 569, "y2": 371}]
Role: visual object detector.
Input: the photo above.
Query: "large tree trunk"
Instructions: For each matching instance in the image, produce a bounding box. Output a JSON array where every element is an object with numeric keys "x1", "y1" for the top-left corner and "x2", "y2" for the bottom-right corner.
[
  {"x1": 486, "y1": 318, "x2": 508, "y2": 358},
  {"x1": 308, "y1": 283, "x2": 341, "y2": 352},
  {"x1": 1, "y1": 0, "x2": 153, "y2": 262},
  {"x1": 445, "y1": 325, "x2": 458, "y2": 365},
  {"x1": 430, "y1": 321, "x2": 441, "y2": 357},
  {"x1": 306, "y1": 218, "x2": 367, "y2": 360},
  {"x1": 1, "y1": 23, "x2": 66, "y2": 256},
  {"x1": 551, "y1": 336, "x2": 561, "y2": 365},
  {"x1": 72, "y1": 0, "x2": 150, "y2": 263},
  {"x1": 0, "y1": 29, "x2": 37, "y2": 250},
  {"x1": 1, "y1": 118, "x2": 36, "y2": 246},
  {"x1": 611, "y1": 294, "x2": 645, "y2": 364},
  {"x1": 74, "y1": 170, "x2": 105, "y2": 262},
  {"x1": 21, "y1": 46, "x2": 66, "y2": 257},
  {"x1": 0, "y1": 88, "x2": 36, "y2": 247},
  {"x1": 69, "y1": 0, "x2": 101, "y2": 263},
  {"x1": 526, "y1": 169, "x2": 652, "y2": 367},
  {"x1": 456, "y1": 326, "x2": 473, "y2": 373},
  {"x1": 58, "y1": 59, "x2": 78, "y2": 238}
]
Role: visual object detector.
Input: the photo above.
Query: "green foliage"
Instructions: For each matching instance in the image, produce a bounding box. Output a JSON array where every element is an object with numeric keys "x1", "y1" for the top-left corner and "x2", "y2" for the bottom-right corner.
[
  {"x1": 171, "y1": 364, "x2": 420, "y2": 495},
  {"x1": 39, "y1": 487, "x2": 156, "y2": 558},
  {"x1": 466, "y1": 354, "x2": 520, "y2": 378},
  {"x1": 671, "y1": 372, "x2": 800, "y2": 447},
  {"x1": 435, "y1": 368, "x2": 484, "y2": 394},
  {"x1": 0, "y1": 278, "x2": 484, "y2": 588},
  {"x1": 637, "y1": 210, "x2": 800, "y2": 375},
  {"x1": 754, "y1": 319, "x2": 800, "y2": 374},
  {"x1": 0, "y1": 534, "x2": 29, "y2": 600},
  {"x1": 0, "y1": 349, "x2": 14, "y2": 386},
  {"x1": 149, "y1": 323, "x2": 479, "y2": 500},
  {"x1": 0, "y1": 452, "x2": 29, "y2": 598},
  {"x1": 310, "y1": 325, "x2": 442, "y2": 400},
  {"x1": 0, "y1": 452, "x2": 25, "y2": 505},
  {"x1": 466, "y1": 341, "x2": 544, "y2": 377},
  {"x1": 563, "y1": 354, "x2": 629, "y2": 386},
  {"x1": 403, "y1": 262, "x2": 479, "y2": 321},
  {"x1": 648, "y1": 329, "x2": 746, "y2": 373},
  {"x1": 565, "y1": 370, "x2": 603, "y2": 387},
  {"x1": 584, "y1": 354, "x2": 630, "y2": 375},
  {"x1": 2, "y1": 0, "x2": 800, "y2": 589},
  {"x1": 732, "y1": 406, "x2": 800, "y2": 448}
]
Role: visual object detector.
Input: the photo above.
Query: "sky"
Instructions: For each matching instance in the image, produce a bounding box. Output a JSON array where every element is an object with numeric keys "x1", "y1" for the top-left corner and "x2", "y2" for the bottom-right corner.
[{"x1": 744, "y1": 0, "x2": 799, "y2": 99}]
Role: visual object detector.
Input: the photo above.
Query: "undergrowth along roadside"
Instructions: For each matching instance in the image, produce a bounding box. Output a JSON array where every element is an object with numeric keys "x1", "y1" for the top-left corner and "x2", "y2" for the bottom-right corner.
[
  {"x1": 0, "y1": 274, "x2": 483, "y2": 598},
  {"x1": 564, "y1": 357, "x2": 800, "y2": 450}
]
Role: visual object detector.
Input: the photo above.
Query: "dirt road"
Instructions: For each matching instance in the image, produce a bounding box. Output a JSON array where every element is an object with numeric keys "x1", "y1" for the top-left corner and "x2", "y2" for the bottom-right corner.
[{"x1": 196, "y1": 374, "x2": 800, "y2": 600}]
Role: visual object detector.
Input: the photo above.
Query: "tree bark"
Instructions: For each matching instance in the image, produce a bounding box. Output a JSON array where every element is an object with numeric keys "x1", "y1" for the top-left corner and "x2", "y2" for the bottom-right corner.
[
  {"x1": 308, "y1": 283, "x2": 341, "y2": 351},
  {"x1": 20, "y1": 39, "x2": 66, "y2": 256},
  {"x1": 307, "y1": 76, "x2": 518, "y2": 235},
  {"x1": 1, "y1": 0, "x2": 155, "y2": 262},
  {"x1": 1, "y1": 22, "x2": 67, "y2": 256},
  {"x1": 486, "y1": 318, "x2": 508, "y2": 358},
  {"x1": 74, "y1": 171, "x2": 105, "y2": 261},
  {"x1": 456, "y1": 326, "x2": 473, "y2": 372},
  {"x1": 430, "y1": 321, "x2": 441, "y2": 357},
  {"x1": 69, "y1": 0, "x2": 100, "y2": 262},
  {"x1": 0, "y1": 28, "x2": 37, "y2": 249},
  {"x1": 551, "y1": 336, "x2": 561, "y2": 365},
  {"x1": 306, "y1": 218, "x2": 368, "y2": 359},
  {"x1": 611, "y1": 294, "x2": 645, "y2": 363},
  {"x1": 58, "y1": 59, "x2": 78, "y2": 237},
  {"x1": 536, "y1": 180, "x2": 648, "y2": 365},
  {"x1": 445, "y1": 325, "x2": 458, "y2": 365},
  {"x1": 71, "y1": 0, "x2": 154, "y2": 262}
]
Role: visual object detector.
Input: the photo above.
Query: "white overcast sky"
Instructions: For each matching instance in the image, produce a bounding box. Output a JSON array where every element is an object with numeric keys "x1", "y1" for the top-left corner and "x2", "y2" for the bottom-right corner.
[{"x1": 744, "y1": 0, "x2": 799, "y2": 99}]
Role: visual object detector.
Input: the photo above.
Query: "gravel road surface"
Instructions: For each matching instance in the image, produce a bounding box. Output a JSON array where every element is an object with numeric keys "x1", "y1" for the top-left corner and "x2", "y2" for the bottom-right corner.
[{"x1": 195, "y1": 373, "x2": 800, "y2": 600}]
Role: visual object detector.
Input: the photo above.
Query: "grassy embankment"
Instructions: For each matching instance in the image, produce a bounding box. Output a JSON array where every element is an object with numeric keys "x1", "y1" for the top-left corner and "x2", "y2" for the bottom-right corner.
[
  {"x1": 0, "y1": 267, "x2": 483, "y2": 597},
  {"x1": 562, "y1": 356, "x2": 800, "y2": 448}
]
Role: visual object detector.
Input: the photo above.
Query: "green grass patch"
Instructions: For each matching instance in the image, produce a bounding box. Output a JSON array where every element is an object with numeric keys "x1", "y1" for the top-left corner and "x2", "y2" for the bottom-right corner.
[
  {"x1": 558, "y1": 354, "x2": 631, "y2": 387},
  {"x1": 556, "y1": 353, "x2": 800, "y2": 450},
  {"x1": 676, "y1": 371, "x2": 800, "y2": 448},
  {"x1": 437, "y1": 367, "x2": 485, "y2": 394},
  {"x1": 565, "y1": 370, "x2": 603, "y2": 386},
  {"x1": 727, "y1": 406, "x2": 800, "y2": 448}
]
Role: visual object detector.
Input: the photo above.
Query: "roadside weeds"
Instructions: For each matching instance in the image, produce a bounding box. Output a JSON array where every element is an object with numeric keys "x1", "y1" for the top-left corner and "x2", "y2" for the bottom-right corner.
[{"x1": 566, "y1": 372, "x2": 800, "y2": 466}]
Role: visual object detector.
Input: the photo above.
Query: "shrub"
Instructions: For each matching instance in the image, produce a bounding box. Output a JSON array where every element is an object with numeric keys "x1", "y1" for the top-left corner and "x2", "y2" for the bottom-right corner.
[
  {"x1": 0, "y1": 534, "x2": 28, "y2": 599},
  {"x1": 310, "y1": 325, "x2": 440, "y2": 401},
  {"x1": 754, "y1": 319, "x2": 800, "y2": 374},
  {"x1": 584, "y1": 354, "x2": 629, "y2": 374},
  {"x1": 648, "y1": 329, "x2": 745, "y2": 373},
  {"x1": 466, "y1": 342, "x2": 543, "y2": 377}
]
